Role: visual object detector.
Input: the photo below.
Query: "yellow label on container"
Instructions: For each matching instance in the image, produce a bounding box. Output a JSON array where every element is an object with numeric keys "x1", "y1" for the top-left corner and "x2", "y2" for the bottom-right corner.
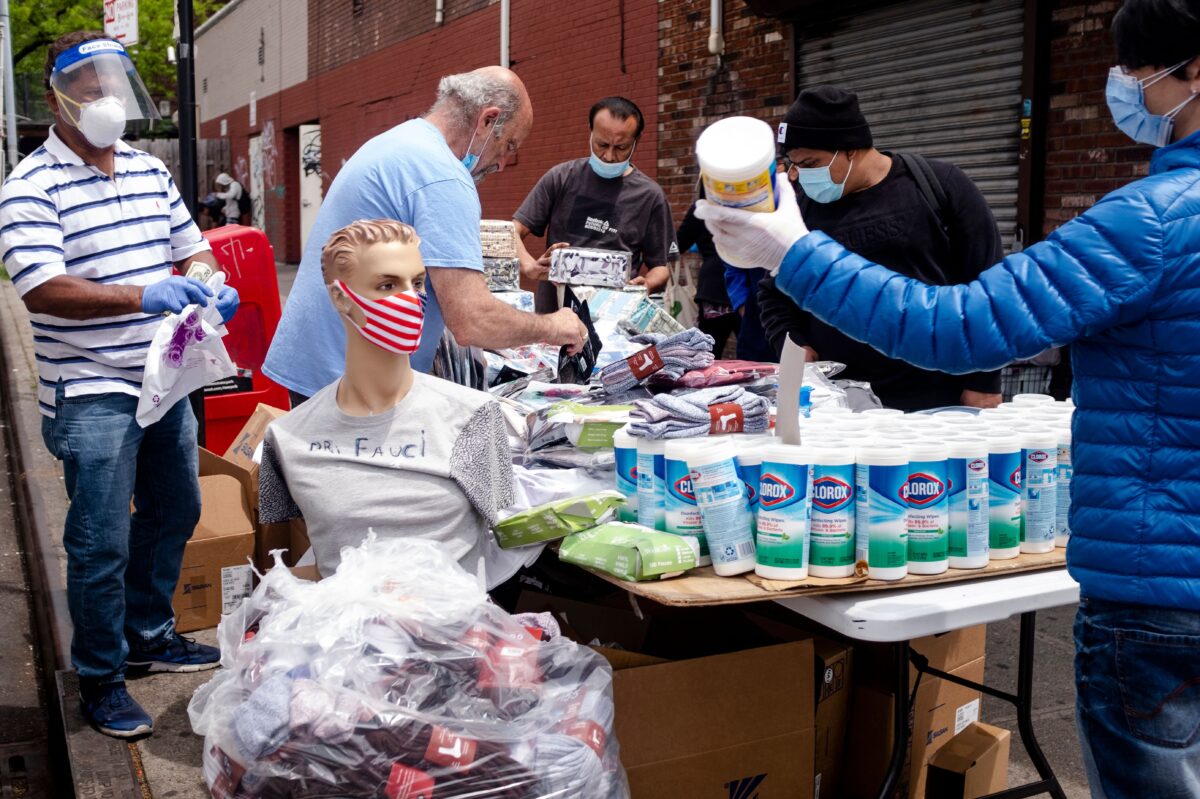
[{"x1": 702, "y1": 169, "x2": 776, "y2": 213}]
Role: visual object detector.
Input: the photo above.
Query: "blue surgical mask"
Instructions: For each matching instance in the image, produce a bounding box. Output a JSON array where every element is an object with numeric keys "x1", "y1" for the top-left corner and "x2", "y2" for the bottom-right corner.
[
  {"x1": 588, "y1": 136, "x2": 635, "y2": 179},
  {"x1": 1106, "y1": 60, "x2": 1198, "y2": 147},
  {"x1": 460, "y1": 121, "x2": 505, "y2": 184},
  {"x1": 796, "y1": 151, "x2": 853, "y2": 204}
]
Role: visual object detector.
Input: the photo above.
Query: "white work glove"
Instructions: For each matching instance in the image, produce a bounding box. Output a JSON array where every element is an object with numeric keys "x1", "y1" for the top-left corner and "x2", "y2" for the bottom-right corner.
[{"x1": 695, "y1": 172, "x2": 809, "y2": 273}]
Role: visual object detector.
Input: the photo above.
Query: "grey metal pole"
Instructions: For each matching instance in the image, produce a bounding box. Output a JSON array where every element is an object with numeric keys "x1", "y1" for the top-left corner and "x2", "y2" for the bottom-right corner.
[
  {"x1": 176, "y1": 0, "x2": 205, "y2": 446},
  {"x1": 0, "y1": 0, "x2": 19, "y2": 174}
]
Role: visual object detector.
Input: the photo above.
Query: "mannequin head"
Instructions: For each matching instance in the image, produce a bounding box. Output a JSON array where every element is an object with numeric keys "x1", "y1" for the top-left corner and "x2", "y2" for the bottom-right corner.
[{"x1": 322, "y1": 219, "x2": 426, "y2": 345}]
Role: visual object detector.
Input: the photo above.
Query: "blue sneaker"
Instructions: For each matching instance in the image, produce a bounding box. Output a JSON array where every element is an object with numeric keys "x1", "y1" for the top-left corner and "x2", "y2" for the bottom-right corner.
[
  {"x1": 126, "y1": 633, "x2": 220, "y2": 674},
  {"x1": 79, "y1": 680, "x2": 153, "y2": 738}
]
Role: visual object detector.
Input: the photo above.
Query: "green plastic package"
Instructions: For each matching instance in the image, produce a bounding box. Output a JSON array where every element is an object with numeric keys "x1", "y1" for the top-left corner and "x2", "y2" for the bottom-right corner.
[
  {"x1": 558, "y1": 522, "x2": 699, "y2": 581},
  {"x1": 494, "y1": 491, "x2": 626, "y2": 549}
]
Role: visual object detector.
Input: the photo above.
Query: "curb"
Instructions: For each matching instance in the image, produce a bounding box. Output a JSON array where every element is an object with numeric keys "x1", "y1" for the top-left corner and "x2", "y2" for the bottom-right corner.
[{"x1": 0, "y1": 283, "x2": 146, "y2": 797}]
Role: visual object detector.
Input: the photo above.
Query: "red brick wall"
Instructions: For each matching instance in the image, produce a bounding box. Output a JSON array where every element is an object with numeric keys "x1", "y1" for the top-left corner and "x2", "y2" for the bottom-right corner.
[
  {"x1": 657, "y1": 1, "x2": 792, "y2": 222},
  {"x1": 204, "y1": 0, "x2": 659, "y2": 261},
  {"x1": 1043, "y1": 0, "x2": 1150, "y2": 236}
]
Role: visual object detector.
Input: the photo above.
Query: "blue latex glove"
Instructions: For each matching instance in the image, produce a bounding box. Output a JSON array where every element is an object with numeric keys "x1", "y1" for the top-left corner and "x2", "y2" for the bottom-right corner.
[
  {"x1": 215, "y1": 285, "x2": 240, "y2": 323},
  {"x1": 141, "y1": 276, "x2": 213, "y2": 315}
]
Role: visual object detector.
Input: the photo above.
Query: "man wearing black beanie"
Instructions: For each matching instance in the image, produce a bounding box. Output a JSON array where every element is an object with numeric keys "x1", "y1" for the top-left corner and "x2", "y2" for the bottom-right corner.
[{"x1": 757, "y1": 86, "x2": 1005, "y2": 410}]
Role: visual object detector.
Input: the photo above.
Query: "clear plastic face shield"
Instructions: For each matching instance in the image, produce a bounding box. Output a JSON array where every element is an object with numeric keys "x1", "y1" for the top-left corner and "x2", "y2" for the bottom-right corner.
[{"x1": 50, "y1": 40, "x2": 158, "y2": 146}]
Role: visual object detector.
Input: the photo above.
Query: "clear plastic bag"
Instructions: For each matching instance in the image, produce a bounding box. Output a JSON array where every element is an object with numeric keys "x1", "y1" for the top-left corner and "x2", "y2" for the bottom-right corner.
[{"x1": 189, "y1": 537, "x2": 629, "y2": 799}]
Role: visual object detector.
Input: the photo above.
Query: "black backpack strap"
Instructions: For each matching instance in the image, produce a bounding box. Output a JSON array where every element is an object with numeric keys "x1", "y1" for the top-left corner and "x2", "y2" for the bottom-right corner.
[{"x1": 896, "y1": 151, "x2": 951, "y2": 237}]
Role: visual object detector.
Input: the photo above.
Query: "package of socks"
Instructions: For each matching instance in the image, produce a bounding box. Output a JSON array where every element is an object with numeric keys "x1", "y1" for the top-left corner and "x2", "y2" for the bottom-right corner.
[
  {"x1": 558, "y1": 522, "x2": 699, "y2": 581},
  {"x1": 549, "y1": 248, "x2": 632, "y2": 288},
  {"x1": 495, "y1": 491, "x2": 627, "y2": 549},
  {"x1": 190, "y1": 537, "x2": 629, "y2": 799}
]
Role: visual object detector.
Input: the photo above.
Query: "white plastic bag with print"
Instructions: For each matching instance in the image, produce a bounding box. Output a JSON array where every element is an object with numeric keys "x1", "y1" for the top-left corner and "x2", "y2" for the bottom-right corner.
[{"x1": 136, "y1": 272, "x2": 236, "y2": 428}]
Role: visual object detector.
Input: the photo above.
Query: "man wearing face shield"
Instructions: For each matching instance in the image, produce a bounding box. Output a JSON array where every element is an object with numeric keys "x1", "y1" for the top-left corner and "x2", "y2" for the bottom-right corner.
[
  {"x1": 513, "y1": 97, "x2": 680, "y2": 313},
  {"x1": 756, "y1": 86, "x2": 1005, "y2": 410},
  {"x1": 0, "y1": 32, "x2": 241, "y2": 739},
  {"x1": 264, "y1": 67, "x2": 589, "y2": 404}
]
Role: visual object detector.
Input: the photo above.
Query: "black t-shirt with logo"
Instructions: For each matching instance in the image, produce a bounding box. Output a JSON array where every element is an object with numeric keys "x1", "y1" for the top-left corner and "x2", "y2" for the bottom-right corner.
[{"x1": 515, "y1": 158, "x2": 678, "y2": 312}]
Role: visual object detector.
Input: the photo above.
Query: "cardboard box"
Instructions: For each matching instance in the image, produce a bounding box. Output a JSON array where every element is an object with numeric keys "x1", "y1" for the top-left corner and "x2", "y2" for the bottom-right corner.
[
  {"x1": 220, "y1": 404, "x2": 306, "y2": 569},
  {"x1": 844, "y1": 656, "x2": 986, "y2": 799},
  {"x1": 926, "y1": 722, "x2": 1011, "y2": 799},
  {"x1": 602, "y1": 641, "x2": 816, "y2": 799},
  {"x1": 813, "y1": 638, "x2": 853, "y2": 799},
  {"x1": 173, "y1": 450, "x2": 257, "y2": 633}
]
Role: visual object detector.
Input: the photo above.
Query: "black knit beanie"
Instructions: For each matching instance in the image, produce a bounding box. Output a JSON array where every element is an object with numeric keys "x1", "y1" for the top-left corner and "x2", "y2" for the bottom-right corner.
[{"x1": 777, "y1": 86, "x2": 873, "y2": 152}]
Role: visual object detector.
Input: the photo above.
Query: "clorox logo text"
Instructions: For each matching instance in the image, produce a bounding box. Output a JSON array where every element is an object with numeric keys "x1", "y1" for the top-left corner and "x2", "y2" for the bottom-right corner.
[
  {"x1": 759, "y1": 474, "x2": 795, "y2": 508},
  {"x1": 903, "y1": 473, "x2": 946, "y2": 506},
  {"x1": 1029, "y1": 450, "x2": 1049, "y2": 463},
  {"x1": 812, "y1": 476, "x2": 853, "y2": 511},
  {"x1": 672, "y1": 475, "x2": 695, "y2": 501}
]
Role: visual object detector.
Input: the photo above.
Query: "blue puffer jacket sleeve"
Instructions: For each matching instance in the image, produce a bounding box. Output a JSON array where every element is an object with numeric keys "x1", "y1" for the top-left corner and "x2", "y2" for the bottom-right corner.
[{"x1": 772, "y1": 185, "x2": 1164, "y2": 374}]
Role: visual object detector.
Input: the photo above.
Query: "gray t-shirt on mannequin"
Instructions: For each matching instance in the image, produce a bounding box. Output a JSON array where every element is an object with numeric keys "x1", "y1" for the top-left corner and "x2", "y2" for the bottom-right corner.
[{"x1": 259, "y1": 372, "x2": 514, "y2": 579}]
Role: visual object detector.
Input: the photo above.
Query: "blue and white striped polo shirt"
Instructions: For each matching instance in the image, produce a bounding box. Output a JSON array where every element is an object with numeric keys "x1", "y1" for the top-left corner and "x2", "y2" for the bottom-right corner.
[{"x1": 0, "y1": 127, "x2": 211, "y2": 417}]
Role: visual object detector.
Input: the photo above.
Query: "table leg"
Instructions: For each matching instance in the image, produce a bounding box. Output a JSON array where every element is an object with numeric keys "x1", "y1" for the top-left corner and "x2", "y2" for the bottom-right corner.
[
  {"x1": 1011, "y1": 611, "x2": 1068, "y2": 799},
  {"x1": 877, "y1": 640, "x2": 911, "y2": 799}
]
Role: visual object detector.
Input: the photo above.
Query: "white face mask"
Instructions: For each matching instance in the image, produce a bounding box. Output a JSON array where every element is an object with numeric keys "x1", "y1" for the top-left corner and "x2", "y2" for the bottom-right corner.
[{"x1": 57, "y1": 92, "x2": 127, "y2": 149}]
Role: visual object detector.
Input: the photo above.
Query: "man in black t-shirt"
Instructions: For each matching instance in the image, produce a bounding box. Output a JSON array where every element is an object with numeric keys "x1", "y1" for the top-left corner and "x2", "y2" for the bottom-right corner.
[
  {"x1": 758, "y1": 86, "x2": 1004, "y2": 410},
  {"x1": 514, "y1": 97, "x2": 679, "y2": 313}
]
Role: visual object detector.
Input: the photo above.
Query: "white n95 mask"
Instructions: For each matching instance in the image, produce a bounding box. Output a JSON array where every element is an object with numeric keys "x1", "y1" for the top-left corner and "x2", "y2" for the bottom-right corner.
[
  {"x1": 334, "y1": 280, "x2": 426, "y2": 355},
  {"x1": 57, "y1": 92, "x2": 127, "y2": 148}
]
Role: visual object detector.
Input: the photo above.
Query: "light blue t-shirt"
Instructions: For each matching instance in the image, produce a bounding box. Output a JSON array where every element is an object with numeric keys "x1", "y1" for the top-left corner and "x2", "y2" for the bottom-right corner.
[{"x1": 264, "y1": 119, "x2": 482, "y2": 396}]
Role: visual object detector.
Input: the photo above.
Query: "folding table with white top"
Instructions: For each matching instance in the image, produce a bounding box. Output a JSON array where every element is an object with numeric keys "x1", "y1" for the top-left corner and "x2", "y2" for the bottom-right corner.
[{"x1": 775, "y1": 568, "x2": 1080, "y2": 799}]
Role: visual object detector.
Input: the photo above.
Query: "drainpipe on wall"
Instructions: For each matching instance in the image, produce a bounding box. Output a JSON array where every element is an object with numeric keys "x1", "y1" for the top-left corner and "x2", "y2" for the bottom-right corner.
[
  {"x1": 500, "y1": 0, "x2": 510, "y2": 67},
  {"x1": 435, "y1": 0, "x2": 443, "y2": 26},
  {"x1": 708, "y1": 0, "x2": 725, "y2": 61}
]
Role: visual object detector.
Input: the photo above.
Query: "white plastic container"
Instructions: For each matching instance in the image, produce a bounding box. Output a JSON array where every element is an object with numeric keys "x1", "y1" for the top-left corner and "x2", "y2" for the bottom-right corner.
[
  {"x1": 664, "y1": 440, "x2": 710, "y2": 566},
  {"x1": 687, "y1": 446, "x2": 756, "y2": 576},
  {"x1": 755, "y1": 444, "x2": 815, "y2": 580},
  {"x1": 735, "y1": 439, "x2": 768, "y2": 536},
  {"x1": 612, "y1": 426, "x2": 639, "y2": 523},
  {"x1": 856, "y1": 444, "x2": 910, "y2": 581},
  {"x1": 1019, "y1": 429, "x2": 1059, "y2": 554},
  {"x1": 986, "y1": 431, "x2": 1023, "y2": 560},
  {"x1": 808, "y1": 444, "x2": 858, "y2": 578},
  {"x1": 905, "y1": 441, "x2": 950, "y2": 575},
  {"x1": 636, "y1": 437, "x2": 667, "y2": 532},
  {"x1": 861, "y1": 408, "x2": 904, "y2": 420},
  {"x1": 695, "y1": 117, "x2": 777, "y2": 240},
  {"x1": 1055, "y1": 426, "x2": 1072, "y2": 547},
  {"x1": 1012, "y1": 393, "x2": 1056, "y2": 406},
  {"x1": 946, "y1": 438, "x2": 990, "y2": 569}
]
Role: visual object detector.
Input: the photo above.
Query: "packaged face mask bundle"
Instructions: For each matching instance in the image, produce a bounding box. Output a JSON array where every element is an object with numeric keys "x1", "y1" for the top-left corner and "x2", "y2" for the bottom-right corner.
[
  {"x1": 480, "y1": 220, "x2": 520, "y2": 258},
  {"x1": 617, "y1": 296, "x2": 685, "y2": 337},
  {"x1": 549, "y1": 248, "x2": 632, "y2": 288},
  {"x1": 492, "y1": 290, "x2": 535, "y2": 313},
  {"x1": 558, "y1": 521, "x2": 699, "y2": 581},
  {"x1": 483, "y1": 257, "x2": 521, "y2": 292},
  {"x1": 494, "y1": 491, "x2": 627, "y2": 548}
]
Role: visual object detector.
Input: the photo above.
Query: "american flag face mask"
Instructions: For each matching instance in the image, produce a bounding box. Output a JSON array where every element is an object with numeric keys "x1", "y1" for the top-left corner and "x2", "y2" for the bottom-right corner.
[{"x1": 334, "y1": 279, "x2": 426, "y2": 355}]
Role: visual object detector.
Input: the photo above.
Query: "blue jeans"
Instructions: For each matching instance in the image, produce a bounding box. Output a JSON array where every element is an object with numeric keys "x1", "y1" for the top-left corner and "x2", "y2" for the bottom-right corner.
[
  {"x1": 42, "y1": 387, "x2": 201, "y2": 682},
  {"x1": 1074, "y1": 597, "x2": 1200, "y2": 799}
]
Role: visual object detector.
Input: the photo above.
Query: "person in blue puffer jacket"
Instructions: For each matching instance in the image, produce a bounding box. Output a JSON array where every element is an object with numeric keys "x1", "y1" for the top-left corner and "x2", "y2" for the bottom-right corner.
[{"x1": 696, "y1": 2, "x2": 1200, "y2": 796}]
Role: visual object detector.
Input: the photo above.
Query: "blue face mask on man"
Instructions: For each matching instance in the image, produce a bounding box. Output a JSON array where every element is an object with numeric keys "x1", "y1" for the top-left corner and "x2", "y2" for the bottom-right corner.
[
  {"x1": 1106, "y1": 59, "x2": 1198, "y2": 148},
  {"x1": 589, "y1": 135, "x2": 635, "y2": 179},
  {"x1": 795, "y1": 150, "x2": 854, "y2": 204},
  {"x1": 461, "y1": 121, "x2": 505, "y2": 184}
]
